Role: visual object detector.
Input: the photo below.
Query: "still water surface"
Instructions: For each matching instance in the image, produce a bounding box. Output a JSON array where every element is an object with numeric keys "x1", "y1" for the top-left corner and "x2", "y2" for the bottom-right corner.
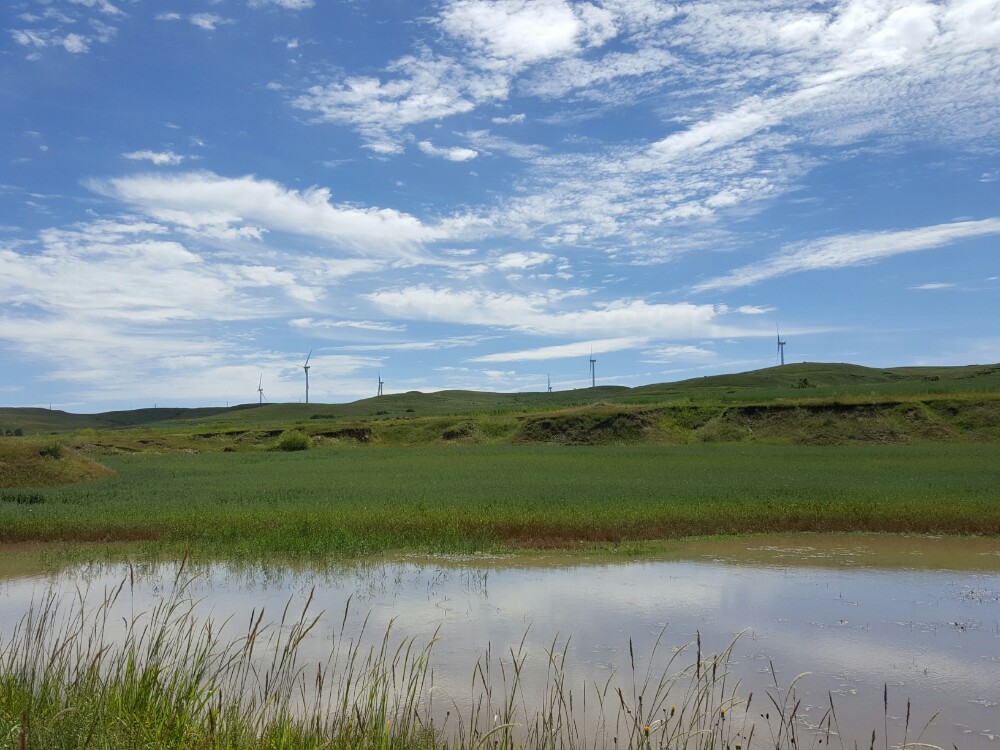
[{"x1": 1, "y1": 534, "x2": 998, "y2": 748}]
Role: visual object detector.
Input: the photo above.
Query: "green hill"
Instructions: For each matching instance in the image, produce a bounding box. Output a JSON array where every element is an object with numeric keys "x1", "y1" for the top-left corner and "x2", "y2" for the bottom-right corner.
[{"x1": 1, "y1": 362, "x2": 998, "y2": 436}]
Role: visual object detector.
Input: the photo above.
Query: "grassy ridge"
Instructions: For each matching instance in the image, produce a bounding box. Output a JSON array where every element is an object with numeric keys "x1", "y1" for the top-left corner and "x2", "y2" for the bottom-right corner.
[
  {"x1": 15, "y1": 396, "x2": 996, "y2": 458},
  {"x1": 0, "y1": 440, "x2": 113, "y2": 489},
  {"x1": 1, "y1": 444, "x2": 996, "y2": 558}
]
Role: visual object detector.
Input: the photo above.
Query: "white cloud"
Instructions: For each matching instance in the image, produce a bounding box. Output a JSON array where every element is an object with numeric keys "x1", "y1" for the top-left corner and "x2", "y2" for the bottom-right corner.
[
  {"x1": 734, "y1": 305, "x2": 773, "y2": 315},
  {"x1": 463, "y1": 129, "x2": 546, "y2": 160},
  {"x1": 90, "y1": 171, "x2": 444, "y2": 256},
  {"x1": 363, "y1": 141, "x2": 405, "y2": 156},
  {"x1": 434, "y1": 0, "x2": 1000, "y2": 255},
  {"x1": 62, "y1": 33, "x2": 89, "y2": 53},
  {"x1": 494, "y1": 251, "x2": 553, "y2": 270},
  {"x1": 250, "y1": 0, "x2": 314, "y2": 9},
  {"x1": 641, "y1": 344, "x2": 717, "y2": 363},
  {"x1": 438, "y1": 0, "x2": 616, "y2": 68},
  {"x1": 337, "y1": 336, "x2": 488, "y2": 353},
  {"x1": 491, "y1": 113, "x2": 526, "y2": 124},
  {"x1": 911, "y1": 282, "x2": 954, "y2": 290},
  {"x1": 0, "y1": 217, "x2": 382, "y2": 402},
  {"x1": 294, "y1": 53, "x2": 509, "y2": 151},
  {"x1": 10, "y1": 28, "x2": 100, "y2": 54},
  {"x1": 67, "y1": 0, "x2": 123, "y2": 15},
  {"x1": 122, "y1": 150, "x2": 185, "y2": 166},
  {"x1": 471, "y1": 336, "x2": 646, "y2": 363},
  {"x1": 417, "y1": 140, "x2": 479, "y2": 162},
  {"x1": 290, "y1": 0, "x2": 617, "y2": 150},
  {"x1": 522, "y1": 45, "x2": 675, "y2": 100},
  {"x1": 154, "y1": 12, "x2": 234, "y2": 30},
  {"x1": 189, "y1": 14, "x2": 233, "y2": 31},
  {"x1": 290, "y1": 318, "x2": 405, "y2": 332},
  {"x1": 11, "y1": 29, "x2": 49, "y2": 48},
  {"x1": 367, "y1": 285, "x2": 744, "y2": 340},
  {"x1": 694, "y1": 219, "x2": 1000, "y2": 292},
  {"x1": 2, "y1": 229, "x2": 279, "y2": 325}
]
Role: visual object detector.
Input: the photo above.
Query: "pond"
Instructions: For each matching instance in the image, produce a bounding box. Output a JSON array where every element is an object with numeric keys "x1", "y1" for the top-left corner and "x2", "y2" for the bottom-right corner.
[{"x1": 2, "y1": 534, "x2": 998, "y2": 749}]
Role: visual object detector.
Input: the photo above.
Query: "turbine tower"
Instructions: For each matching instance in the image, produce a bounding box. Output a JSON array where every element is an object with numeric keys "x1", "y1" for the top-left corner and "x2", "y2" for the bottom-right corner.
[
  {"x1": 547, "y1": 373, "x2": 552, "y2": 393},
  {"x1": 257, "y1": 374, "x2": 265, "y2": 404},
  {"x1": 377, "y1": 371, "x2": 384, "y2": 397},
  {"x1": 302, "y1": 349, "x2": 312, "y2": 403},
  {"x1": 776, "y1": 327, "x2": 786, "y2": 366},
  {"x1": 589, "y1": 349, "x2": 597, "y2": 388}
]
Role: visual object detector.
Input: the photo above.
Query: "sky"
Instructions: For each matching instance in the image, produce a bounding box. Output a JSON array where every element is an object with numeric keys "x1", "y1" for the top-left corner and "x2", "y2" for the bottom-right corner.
[{"x1": 2, "y1": 0, "x2": 998, "y2": 411}]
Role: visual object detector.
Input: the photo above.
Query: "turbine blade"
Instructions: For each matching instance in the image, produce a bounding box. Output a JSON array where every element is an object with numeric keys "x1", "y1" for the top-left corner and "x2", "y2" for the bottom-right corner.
[{"x1": 304, "y1": 349, "x2": 312, "y2": 366}]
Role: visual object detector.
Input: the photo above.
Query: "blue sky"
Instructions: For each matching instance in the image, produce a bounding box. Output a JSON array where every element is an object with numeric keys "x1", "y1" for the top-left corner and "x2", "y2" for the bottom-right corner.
[{"x1": 2, "y1": 0, "x2": 998, "y2": 411}]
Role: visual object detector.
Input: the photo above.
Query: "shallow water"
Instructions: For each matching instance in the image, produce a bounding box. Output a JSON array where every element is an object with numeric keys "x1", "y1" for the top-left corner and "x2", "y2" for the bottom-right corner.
[{"x1": 1, "y1": 534, "x2": 999, "y2": 748}]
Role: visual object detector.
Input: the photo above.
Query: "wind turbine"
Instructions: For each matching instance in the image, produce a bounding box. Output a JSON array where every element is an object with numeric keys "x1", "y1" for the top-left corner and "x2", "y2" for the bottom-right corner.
[
  {"x1": 547, "y1": 374, "x2": 552, "y2": 393},
  {"x1": 589, "y1": 349, "x2": 597, "y2": 388},
  {"x1": 257, "y1": 374, "x2": 265, "y2": 404},
  {"x1": 776, "y1": 326, "x2": 786, "y2": 366},
  {"x1": 377, "y1": 371, "x2": 384, "y2": 397},
  {"x1": 302, "y1": 350, "x2": 312, "y2": 403}
]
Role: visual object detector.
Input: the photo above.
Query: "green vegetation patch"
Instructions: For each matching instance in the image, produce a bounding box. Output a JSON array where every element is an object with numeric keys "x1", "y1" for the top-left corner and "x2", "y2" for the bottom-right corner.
[
  {"x1": 516, "y1": 410, "x2": 659, "y2": 444},
  {"x1": 275, "y1": 429, "x2": 312, "y2": 452}
]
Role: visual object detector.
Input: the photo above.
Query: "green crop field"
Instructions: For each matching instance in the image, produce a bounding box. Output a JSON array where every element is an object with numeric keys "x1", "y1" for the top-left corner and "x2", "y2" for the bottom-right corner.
[{"x1": 2, "y1": 443, "x2": 997, "y2": 560}]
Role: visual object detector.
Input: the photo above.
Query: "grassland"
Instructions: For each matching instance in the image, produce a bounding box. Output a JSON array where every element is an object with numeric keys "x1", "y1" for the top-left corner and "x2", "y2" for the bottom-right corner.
[{"x1": 2, "y1": 362, "x2": 995, "y2": 749}]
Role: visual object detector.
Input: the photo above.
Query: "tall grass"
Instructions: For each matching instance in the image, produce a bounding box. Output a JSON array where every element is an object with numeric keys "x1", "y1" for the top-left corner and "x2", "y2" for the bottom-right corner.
[
  {"x1": 0, "y1": 555, "x2": 436, "y2": 749},
  {"x1": 0, "y1": 563, "x2": 943, "y2": 750}
]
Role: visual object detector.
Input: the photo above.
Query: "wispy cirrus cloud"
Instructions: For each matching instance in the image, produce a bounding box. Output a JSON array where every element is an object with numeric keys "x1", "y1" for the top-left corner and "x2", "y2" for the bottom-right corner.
[
  {"x1": 470, "y1": 336, "x2": 646, "y2": 363},
  {"x1": 249, "y1": 0, "x2": 314, "y2": 9},
  {"x1": 67, "y1": 0, "x2": 123, "y2": 15},
  {"x1": 693, "y1": 218, "x2": 1000, "y2": 292},
  {"x1": 640, "y1": 344, "x2": 718, "y2": 364},
  {"x1": 336, "y1": 335, "x2": 489, "y2": 353},
  {"x1": 123, "y1": 150, "x2": 186, "y2": 166},
  {"x1": 0, "y1": 213, "x2": 387, "y2": 402},
  {"x1": 290, "y1": 318, "x2": 405, "y2": 332},
  {"x1": 155, "y1": 12, "x2": 235, "y2": 31},
  {"x1": 291, "y1": 0, "x2": 618, "y2": 150},
  {"x1": 287, "y1": 0, "x2": 1000, "y2": 258},
  {"x1": 11, "y1": 28, "x2": 94, "y2": 54},
  {"x1": 9, "y1": 0, "x2": 121, "y2": 57}
]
